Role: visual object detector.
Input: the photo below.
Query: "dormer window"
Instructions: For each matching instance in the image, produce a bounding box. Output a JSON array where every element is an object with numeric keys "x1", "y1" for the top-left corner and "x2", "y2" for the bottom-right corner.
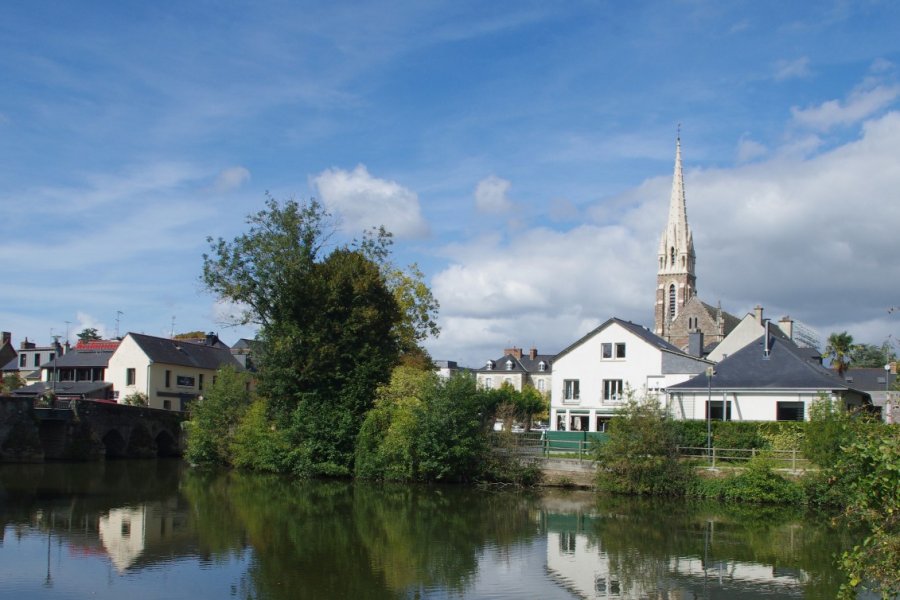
[
  {"x1": 486, "y1": 360, "x2": 494, "y2": 371},
  {"x1": 505, "y1": 359, "x2": 513, "y2": 370},
  {"x1": 538, "y1": 361, "x2": 546, "y2": 372}
]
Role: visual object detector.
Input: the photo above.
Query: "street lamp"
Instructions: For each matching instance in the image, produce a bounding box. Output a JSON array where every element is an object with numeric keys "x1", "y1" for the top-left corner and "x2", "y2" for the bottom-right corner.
[{"x1": 706, "y1": 366, "x2": 715, "y2": 465}]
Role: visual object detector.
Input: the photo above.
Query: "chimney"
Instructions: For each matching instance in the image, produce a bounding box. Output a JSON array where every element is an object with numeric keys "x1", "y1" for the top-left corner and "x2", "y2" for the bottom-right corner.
[
  {"x1": 1, "y1": 332, "x2": 10, "y2": 346},
  {"x1": 753, "y1": 305, "x2": 764, "y2": 324},
  {"x1": 778, "y1": 316, "x2": 793, "y2": 340},
  {"x1": 205, "y1": 332, "x2": 216, "y2": 346},
  {"x1": 529, "y1": 347, "x2": 538, "y2": 360},
  {"x1": 688, "y1": 330, "x2": 704, "y2": 358},
  {"x1": 504, "y1": 347, "x2": 522, "y2": 359},
  {"x1": 20, "y1": 337, "x2": 35, "y2": 350}
]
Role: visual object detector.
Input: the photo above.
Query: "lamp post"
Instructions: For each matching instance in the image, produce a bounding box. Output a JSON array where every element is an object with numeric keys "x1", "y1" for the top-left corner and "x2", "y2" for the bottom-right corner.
[
  {"x1": 885, "y1": 364, "x2": 892, "y2": 422},
  {"x1": 706, "y1": 366, "x2": 715, "y2": 465}
]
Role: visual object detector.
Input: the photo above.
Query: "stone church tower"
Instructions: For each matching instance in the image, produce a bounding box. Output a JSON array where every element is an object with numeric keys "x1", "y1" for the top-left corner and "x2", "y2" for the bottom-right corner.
[
  {"x1": 654, "y1": 135, "x2": 697, "y2": 340},
  {"x1": 653, "y1": 136, "x2": 737, "y2": 351}
]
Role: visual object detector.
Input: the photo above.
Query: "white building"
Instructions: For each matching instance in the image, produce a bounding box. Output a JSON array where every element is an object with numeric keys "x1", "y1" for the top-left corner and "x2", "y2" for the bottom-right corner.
[{"x1": 550, "y1": 318, "x2": 711, "y2": 432}]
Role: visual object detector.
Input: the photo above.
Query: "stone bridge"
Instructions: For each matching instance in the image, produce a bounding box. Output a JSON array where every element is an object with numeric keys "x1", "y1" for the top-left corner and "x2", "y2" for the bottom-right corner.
[{"x1": 0, "y1": 395, "x2": 185, "y2": 461}]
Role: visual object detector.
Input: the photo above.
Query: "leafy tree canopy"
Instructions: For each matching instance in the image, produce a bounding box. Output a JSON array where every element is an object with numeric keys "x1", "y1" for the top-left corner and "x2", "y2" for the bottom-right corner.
[
  {"x1": 77, "y1": 328, "x2": 101, "y2": 343},
  {"x1": 823, "y1": 331, "x2": 854, "y2": 376},
  {"x1": 174, "y1": 330, "x2": 207, "y2": 340},
  {"x1": 848, "y1": 342, "x2": 896, "y2": 368}
]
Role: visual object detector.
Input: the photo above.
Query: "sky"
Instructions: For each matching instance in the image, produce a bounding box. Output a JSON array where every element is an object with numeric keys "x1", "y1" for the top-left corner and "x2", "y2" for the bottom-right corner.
[{"x1": 3, "y1": 1, "x2": 900, "y2": 367}]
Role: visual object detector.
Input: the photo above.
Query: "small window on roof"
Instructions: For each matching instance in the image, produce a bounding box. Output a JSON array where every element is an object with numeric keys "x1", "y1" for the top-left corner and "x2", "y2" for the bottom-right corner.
[
  {"x1": 486, "y1": 360, "x2": 494, "y2": 371},
  {"x1": 505, "y1": 359, "x2": 513, "y2": 370},
  {"x1": 538, "y1": 361, "x2": 546, "y2": 372}
]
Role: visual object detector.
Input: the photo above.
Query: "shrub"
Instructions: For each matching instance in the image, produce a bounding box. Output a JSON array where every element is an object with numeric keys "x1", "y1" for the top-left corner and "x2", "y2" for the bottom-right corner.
[
  {"x1": 594, "y1": 395, "x2": 691, "y2": 496},
  {"x1": 231, "y1": 398, "x2": 292, "y2": 473},
  {"x1": 123, "y1": 391, "x2": 148, "y2": 406},
  {"x1": 184, "y1": 366, "x2": 252, "y2": 466}
]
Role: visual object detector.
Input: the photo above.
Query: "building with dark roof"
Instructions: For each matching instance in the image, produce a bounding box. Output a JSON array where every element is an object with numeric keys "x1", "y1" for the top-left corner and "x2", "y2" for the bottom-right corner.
[
  {"x1": 10, "y1": 348, "x2": 115, "y2": 400},
  {"x1": 835, "y1": 365, "x2": 897, "y2": 423},
  {"x1": 107, "y1": 332, "x2": 244, "y2": 411},
  {"x1": 475, "y1": 346, "x2": 554, "y2": 396},
  {"x1": 667, "y1": 334, "x2": 871, "y2": 422},
  {"x1": 550, "y1": 317, "x2": 712, "y2": 432}
]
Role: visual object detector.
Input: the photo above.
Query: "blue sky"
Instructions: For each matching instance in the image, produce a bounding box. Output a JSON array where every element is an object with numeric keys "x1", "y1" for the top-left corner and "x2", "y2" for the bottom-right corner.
[{"x1": 3, "y1": 1, "x2": 900, "y2": 366}]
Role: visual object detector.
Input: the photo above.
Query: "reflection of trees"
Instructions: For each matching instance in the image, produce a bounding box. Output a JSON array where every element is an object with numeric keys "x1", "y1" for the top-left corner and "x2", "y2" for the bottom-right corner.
[
  {"x1": 179, "y1": 471, "x2": 541, "y2": 600},
  {"x1": 577, "y1": 496, "x2": 856, "y2": 597}
]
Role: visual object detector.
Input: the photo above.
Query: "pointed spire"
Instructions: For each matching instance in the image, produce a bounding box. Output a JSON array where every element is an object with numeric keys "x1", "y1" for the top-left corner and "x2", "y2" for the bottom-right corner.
[{"x1": 657, "y1": 129, "x2": 695, "y2": 272}]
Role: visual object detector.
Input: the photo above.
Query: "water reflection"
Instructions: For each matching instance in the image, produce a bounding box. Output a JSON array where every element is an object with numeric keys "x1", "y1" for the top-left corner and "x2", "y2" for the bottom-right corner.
[{"x1": 0, "y1": 461, "x2": 867, "y2": 599}]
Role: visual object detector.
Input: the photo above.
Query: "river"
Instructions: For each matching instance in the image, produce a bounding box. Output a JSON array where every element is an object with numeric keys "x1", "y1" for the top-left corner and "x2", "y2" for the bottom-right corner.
[{"x1": 0, "y1": 459, "x2": 872, "y2": 599}]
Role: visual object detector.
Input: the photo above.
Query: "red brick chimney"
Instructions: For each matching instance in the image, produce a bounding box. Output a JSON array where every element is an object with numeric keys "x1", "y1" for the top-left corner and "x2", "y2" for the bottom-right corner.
[
  {"x1": 529, "y1": 347, "x2": 538, "y2": 360},
  {"x1": 504, "y1": 347, "x2": 522, "y2": 359}
]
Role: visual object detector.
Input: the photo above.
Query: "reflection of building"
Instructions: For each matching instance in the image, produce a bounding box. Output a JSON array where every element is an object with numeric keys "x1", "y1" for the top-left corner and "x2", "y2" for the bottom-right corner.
[
  {"x1": 543, "y1": 507, "x2": 810, "y2": 599},
  {"x1": 98, "y1": 500, "x2": 194, "y2": 572}
]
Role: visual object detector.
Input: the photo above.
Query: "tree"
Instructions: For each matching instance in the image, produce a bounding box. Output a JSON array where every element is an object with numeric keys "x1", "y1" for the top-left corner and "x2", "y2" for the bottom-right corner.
[
  {"x1": 201, "y1": 196, "x2": 433, "y2": 477},
  {"x1": 77, "y1": 328, "x2": 101, "y2": 343},
  {"x1": 184, "y1": 366, "x2": 253, "y2": 466},
  {"x1": 1, "y1": 373, "x2": 25, "y2": 394},
  {"x1": 824, "y1": 331, "x2": 854, "y2": 376},
  {"x1": 849, "y1": 342, "x2": 896, "y2": 368}
]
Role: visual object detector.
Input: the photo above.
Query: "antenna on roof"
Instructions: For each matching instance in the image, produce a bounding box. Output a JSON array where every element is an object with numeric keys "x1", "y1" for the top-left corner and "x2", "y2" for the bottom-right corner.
[
  {"x1": 170, "y1": 315, "x2": 176, "y2": 338},
  {"x1": 115, "y1": 310, "x2": 124, "y2": 339}
]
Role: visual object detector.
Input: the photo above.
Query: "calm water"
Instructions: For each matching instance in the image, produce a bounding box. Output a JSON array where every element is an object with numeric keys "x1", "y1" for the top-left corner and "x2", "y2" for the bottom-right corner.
[{"x1": 0, "y1": 460, "x2": 868, "y2": 599}]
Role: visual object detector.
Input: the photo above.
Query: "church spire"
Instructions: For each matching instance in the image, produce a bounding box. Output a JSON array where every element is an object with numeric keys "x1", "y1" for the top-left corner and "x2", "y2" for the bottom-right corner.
[{"x1": 654, "y1": 130, "x2": 697, "y2": 339}]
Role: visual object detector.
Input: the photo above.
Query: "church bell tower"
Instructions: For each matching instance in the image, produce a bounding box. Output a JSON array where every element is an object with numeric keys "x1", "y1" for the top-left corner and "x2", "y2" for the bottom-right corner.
[{"x1": 654, "y1": 133, "x2": 697, "y2": 339}]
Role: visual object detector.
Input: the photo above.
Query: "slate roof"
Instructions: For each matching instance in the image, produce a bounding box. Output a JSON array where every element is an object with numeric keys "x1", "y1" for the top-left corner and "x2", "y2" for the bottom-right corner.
[
  {"x1": 839, "y1": 368, "x2": 896, "y2": 392},
  {"x1": 669, "y1": 334, "x2": 867, "y2": 395},
  {"x1": 554, "y1": 317, "x2": 697, "y2": 362},
  {"x1": 476, "y1": 351, "x2": 555, "y2": 374},
  {"x1": 1, "y1": 356, "x2": 18, "y2": 372},
  {"x1": 698, "y1": 300, "x2": 741, "y2": 334},
  {"x1": 128, "y1": 333, "x2": 243, "y2": 370},
  {"x1": 42, "y1": 350, "x2": 114, "y2": 369},
  {"x1": 11, "y1": 380, "x2": 113, "y2": 396}
]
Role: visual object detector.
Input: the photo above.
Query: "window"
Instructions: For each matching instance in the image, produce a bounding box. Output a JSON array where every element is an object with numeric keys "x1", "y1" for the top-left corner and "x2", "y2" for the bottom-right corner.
[
  {"x1": 603, "y1": 379, "x2": 624, "y2": 401},
  {"x1": 668, "y1": 284, "x2": 676, "y2": 318},
  {"x1": 176, "y1": 375, "x2": 195, "y2": 387},
  {"x1": 48, "y1": 353, "x2": 55, "y2": 362},
  {"x1": 484, "y1": 377, "x2": 493, "y2": 390},
  {"x1": 505, "y1": 360, "x2": 513, "y2": 370},
  {"x1": 615, "y1": 343, "x2": 626, "y2": 359},
  {"x1": 705, "y1": 400, "x2": 732, "y2": 421},
  {"x1": 538, "y1": 361, "x2": 546, "y2": 371},
  {"x1": 121, "y1": 520, "x2": 131, "y2": 537},
  {"x1": 563, "y1": 379, "x2": 580, "y2": 401},
  {"x1": 777, "y1": 401, "x2": 805, "y2": 421},
  {"x1": 199, "y1": 374, "x2": 204, "y2": 391},
  {"x1": 126, "y1": 368, "x2": 136, "y2": 386},
  {"x1": 19, "y1": 354, "x2": 26, "y2": 367},
  {"x1": 165, "y1": 370, "x2": 171, "y2": 387},
  {"x1": 504, "y1": 377, "x2": 512, "y2": 386},
  {"x1": 670, "y1": 246, "x2": 675, "y2": 266},
  {"x1": 485, "y1": 360, "x2": 494, "y2": 371},
  {"x1": 163, "y1": 400, "x2": 172, "y2": 410},
  {"x1": 33, "y1": 353, "x2": 41, "y2": 367},
  {"x1": 601, "y1": 343, "x2": 612, "y2": 359},
  {"x1": 538, "y1": 379, "x2": 545, "y2": 392}
]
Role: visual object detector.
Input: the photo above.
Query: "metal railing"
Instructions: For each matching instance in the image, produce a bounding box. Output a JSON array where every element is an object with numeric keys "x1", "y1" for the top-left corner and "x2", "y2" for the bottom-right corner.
[
  {"x1": 677, "y1": 446, "x2": 810, "y2": 470},
  {"x1": 491, "y1": 432, "x2": 598, "y2": 461}
]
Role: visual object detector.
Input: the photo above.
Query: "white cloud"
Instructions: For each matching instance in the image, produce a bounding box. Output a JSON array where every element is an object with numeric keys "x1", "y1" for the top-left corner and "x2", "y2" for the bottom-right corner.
[
  {"x1": 791, "y1": 83, "x2": 900, "y2": 131},
  {"x1": 474, "y1": 175, "x2": 513, "y2": 214},
  {"x1": 736, "y1": 136, "x2": 767, "y2": 162},
  {"x1": 427, "y1": 111, "x2": 900, "y2": 366},
  {"x1": 74, "y1": 312, "x2": 109, "y2": 340},
  {"x1": 774, "y1": 57, "x2": 811, "y2": 81},
  {"x1": 312, "y1": 165, "x2": 429, "y2": 239},
  {"x1": 213, "y1": 166, "x2": 251, "y2": 192}
]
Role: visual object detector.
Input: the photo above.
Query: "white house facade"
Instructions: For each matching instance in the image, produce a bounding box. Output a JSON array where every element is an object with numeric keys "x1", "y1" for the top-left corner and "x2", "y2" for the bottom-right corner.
[
  {"x1": 107, "y1": 333, "x2": 244, "y2": 411},
  {"x1": 550, "y1": 318, "x2": 711, "y2": 432}
]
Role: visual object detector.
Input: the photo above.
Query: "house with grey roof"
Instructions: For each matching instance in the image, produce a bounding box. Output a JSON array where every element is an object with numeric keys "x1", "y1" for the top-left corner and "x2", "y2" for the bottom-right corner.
[
  {"x1": 550, "y1": 317, "x2": 712, "y2": 432},
  {"x1": 667, "y1": 334, "x2": 871, "y2": 422},
  {"x1": 10, "y1": 348, "x2": 115, "y2": 401},
  {"x1": 835, "y1": 366, "x2": 897, "y2": 423},
  {"x1": 107, "y1": 332, "x2": 244, "y2": 411},
  {"x1": 475, "y1": 346, "x2": 554, "y2": 396}
]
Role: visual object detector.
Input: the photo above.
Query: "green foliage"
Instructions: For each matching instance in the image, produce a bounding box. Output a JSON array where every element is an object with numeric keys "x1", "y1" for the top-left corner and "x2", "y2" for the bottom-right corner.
[
  {"x1": 122, "y1": 391, "x2": 148, "y2": 406},
  {"x1": 201, "y1": 197, "x2": 437, "y2": 477},
  {"x1": 1, "y1": 373, "x2": 25, "y2": 394},
  {"x1": 355, "y1": 370, "x2": 503, "y2": 483},
  {"x1": 77, "y1": 327, "x2": 101, "y2": 343},
  {"x1": 686, "y1": 455, "x2": 805, "y2": 504},
  {"x1": 824, "y1": 331, "x2": 854, "y2": 376},
  {"x1": 833, "y1": 426, "x2": 900, "y2": 598},
  {"x1": 849, "y1": 341, "x2": 896, "y2": 369},
  {"x1": 594, "y1": 395, "x2": 691, "y2": 496},
  {"x1": 803, "y1": 395, "x2": 862, "y2": 468},
  {"x1": 231, "y1": 398, "x2": 292, "y2": 473},
  {"x1": 184, "y1": 366, "x2": 253, "y2": 466}
]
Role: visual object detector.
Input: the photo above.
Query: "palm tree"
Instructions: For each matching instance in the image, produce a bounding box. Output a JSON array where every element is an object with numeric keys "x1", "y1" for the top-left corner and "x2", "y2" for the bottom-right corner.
[{"x1": 824, "y1": 331, "x2": 854, "y2": 377}]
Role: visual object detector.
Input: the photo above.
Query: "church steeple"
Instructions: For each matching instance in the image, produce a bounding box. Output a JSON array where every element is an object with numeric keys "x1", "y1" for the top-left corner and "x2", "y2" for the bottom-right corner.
[{"x1": 654, "y1": 132, "x2": 697, "y2": 338}]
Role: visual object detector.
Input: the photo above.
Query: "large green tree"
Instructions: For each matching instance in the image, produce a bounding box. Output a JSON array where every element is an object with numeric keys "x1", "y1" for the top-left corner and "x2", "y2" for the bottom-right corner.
[
  {"x1": 201, "y1": 196, "x2": 435, "y2": 477},
  {"x1": 849, "y1": 342, "x2": 896, "y2": 368},
  {"x1": 77, "y1": 328, "x2": 101, "y2": 343}
]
